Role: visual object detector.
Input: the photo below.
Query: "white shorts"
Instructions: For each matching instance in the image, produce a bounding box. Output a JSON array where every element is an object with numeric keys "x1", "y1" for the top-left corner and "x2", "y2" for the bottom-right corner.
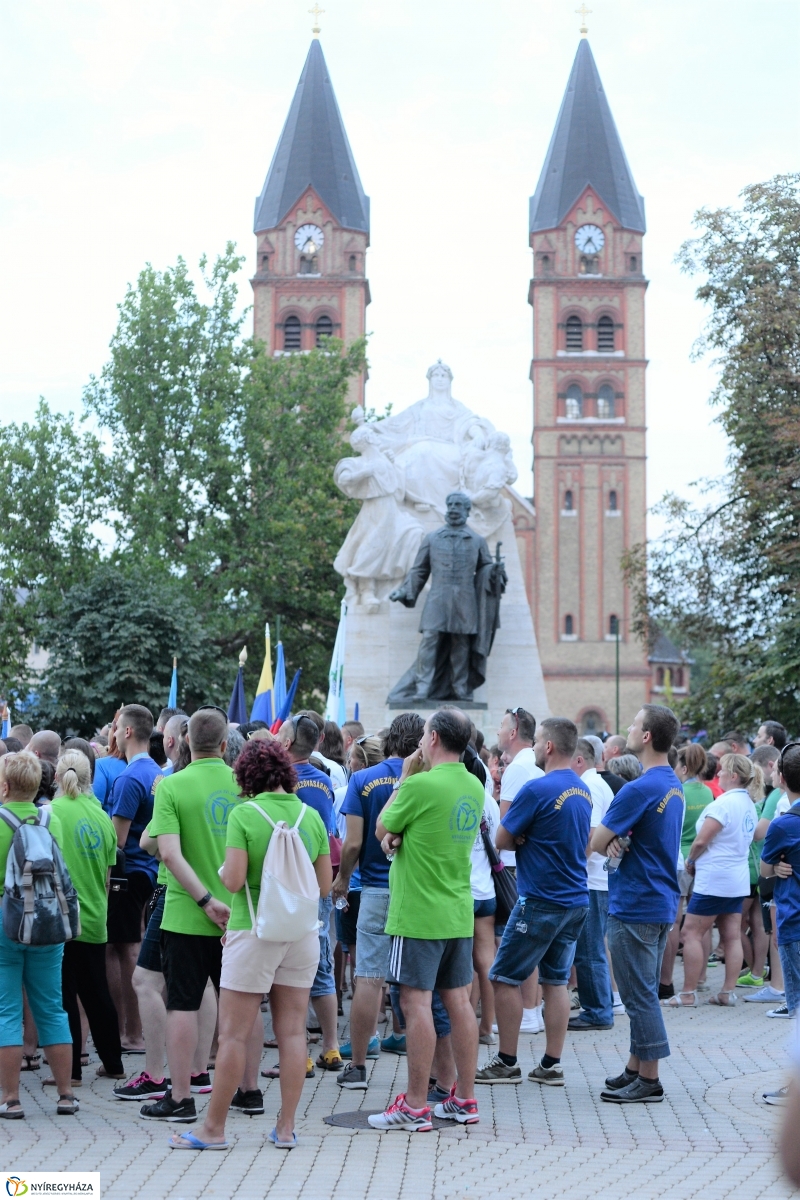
[{"x1": 220, "y1": 928, "x2": 319, "y2": 994}]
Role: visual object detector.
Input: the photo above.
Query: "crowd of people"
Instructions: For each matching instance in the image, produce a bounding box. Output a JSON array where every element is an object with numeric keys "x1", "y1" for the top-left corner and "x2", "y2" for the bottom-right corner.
[{"x1": 0, "y1": 701, "x2": 796, "y2": 1144}]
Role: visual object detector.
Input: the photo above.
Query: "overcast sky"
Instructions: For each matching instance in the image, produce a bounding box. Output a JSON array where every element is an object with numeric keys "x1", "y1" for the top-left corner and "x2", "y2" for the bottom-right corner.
[{"x1": 1, "y1": 0, "x2": 797, "y2": 517}]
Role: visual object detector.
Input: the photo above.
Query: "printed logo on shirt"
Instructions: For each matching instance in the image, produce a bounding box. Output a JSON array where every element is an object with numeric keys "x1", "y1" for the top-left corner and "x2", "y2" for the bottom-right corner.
[
  {"x1": 656, "y1": 788, "x2": 683, "y2": 815},
  {"x1": 449, "y1": 796, "x2": 479, "y2": 842},
  {"x1": 74, "y1": 819, "x2": 103, "y2": 858},
  {"x1": 150, "y1": 775, "x2": 165, "y2": 795},
  {"x1": 553, "y1": 787, "x2": 591, "y2": 812},
  {"x1": 362, "y1": 775, "x2": 400, "y2": 797},
  {"x1": 294, "y1": 780, "x2": 332, "y2": 798},
  {"x1": 205, "y1": 791, "x2": 239, "y2": 836}
]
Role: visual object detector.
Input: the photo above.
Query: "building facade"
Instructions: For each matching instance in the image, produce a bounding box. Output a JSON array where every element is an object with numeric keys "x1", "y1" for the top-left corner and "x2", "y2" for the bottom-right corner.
[
  {"x1": 251, "y1": 38, "x2": 370, "y2": 405},
  {"x1": 527, "y1": 37, "x2": 650, "y2": 734}
]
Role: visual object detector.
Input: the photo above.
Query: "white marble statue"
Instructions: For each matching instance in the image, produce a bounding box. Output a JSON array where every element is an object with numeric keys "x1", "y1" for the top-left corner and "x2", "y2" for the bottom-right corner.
[
  {"x1": 333, "y1": 423, "x2": 423, "y2": 608},
  {"x1": 461, "y1": 429, "x2": 518, "y2": 539}
]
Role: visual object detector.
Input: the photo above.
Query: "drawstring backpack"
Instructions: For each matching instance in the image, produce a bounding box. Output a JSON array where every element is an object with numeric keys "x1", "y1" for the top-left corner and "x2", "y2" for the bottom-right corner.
[{"x1": 244, "y1": 802, "x2": 320, "y2": 942}]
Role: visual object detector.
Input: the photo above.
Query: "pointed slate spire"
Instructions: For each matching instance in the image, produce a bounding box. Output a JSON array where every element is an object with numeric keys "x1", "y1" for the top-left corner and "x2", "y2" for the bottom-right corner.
[
  {"x1": 529, "y1": 40, "x2": 645, "y2": 234},
  {"x1": 254, "y1": 40, "x2": 370, "y2": 234}
]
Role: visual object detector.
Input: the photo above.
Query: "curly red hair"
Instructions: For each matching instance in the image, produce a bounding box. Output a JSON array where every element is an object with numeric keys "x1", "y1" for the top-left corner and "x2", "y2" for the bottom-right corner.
[{"x1": 233, "y1": 738, "x2": 298, "y2": 797}]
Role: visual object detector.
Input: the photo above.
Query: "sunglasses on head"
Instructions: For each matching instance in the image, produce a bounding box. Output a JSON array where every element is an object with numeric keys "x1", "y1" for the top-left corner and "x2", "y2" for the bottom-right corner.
[
  {"x1": 196, "y1": 704, "x2": 229, "y2": 722},
  {"x1": 779, "y1": 741, "x2": 800, "y2": 772}
]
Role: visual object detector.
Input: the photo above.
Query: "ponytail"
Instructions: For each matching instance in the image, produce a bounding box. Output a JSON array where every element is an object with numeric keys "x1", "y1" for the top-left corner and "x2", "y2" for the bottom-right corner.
[{"x1": 55, "y1": 749, "x2": 93, "y2": 799}]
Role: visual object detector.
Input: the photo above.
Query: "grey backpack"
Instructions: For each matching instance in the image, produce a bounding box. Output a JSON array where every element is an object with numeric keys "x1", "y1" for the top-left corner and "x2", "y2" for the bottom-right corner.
[{"x1": 0, "y1": 808, "x2": 81, "y2": 945}]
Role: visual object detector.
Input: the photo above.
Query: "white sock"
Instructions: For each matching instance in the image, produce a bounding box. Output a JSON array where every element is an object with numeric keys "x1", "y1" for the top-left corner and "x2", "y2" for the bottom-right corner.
[
  {"x1": 534, "y1": 1004, "x2": 543, "y2": 1018},
  {"x1": 522, "y1": 1007, "x2": 537, "y2": 1021},
  {"x1": 612, "y1": 991, "x2": 622, "y2": 1006}
]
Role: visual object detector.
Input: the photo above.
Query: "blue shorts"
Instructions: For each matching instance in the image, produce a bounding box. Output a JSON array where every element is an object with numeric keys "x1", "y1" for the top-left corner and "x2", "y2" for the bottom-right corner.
[
  {"x1": 0, "y1": 926, "x2": 71, "y2": 1048},
  {"x1": 474, "y1": 897, "x2": 497, "y2": 919},
  {"x1": 311, "y1": 895, "x2": 336, "y2": 999},
  {"x1": 355, "y1": 887, "x2": 391, "y2": 980},
  {"x1": 687, "y1": 891, "x2": 747, "y2": 916},
  {"x1": 489, "y1": 898, "x2": 587, "y2": 987}
]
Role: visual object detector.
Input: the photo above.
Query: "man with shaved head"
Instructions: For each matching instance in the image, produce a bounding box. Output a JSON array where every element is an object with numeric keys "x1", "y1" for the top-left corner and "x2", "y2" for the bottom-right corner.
[
  {"x1": 28, "y1": 729, "x2": 61, "y2": 767},
  {"x1": 9, "y1": 724, "x2": 32, "y2": 748},
  {"x1": 600, "y1": 735, "x2": 627, "y2": 795}
]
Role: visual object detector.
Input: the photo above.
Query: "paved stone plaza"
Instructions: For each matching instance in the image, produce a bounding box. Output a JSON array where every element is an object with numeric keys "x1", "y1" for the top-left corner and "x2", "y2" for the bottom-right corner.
[{"x1": 1, "y1": 969, "x2": 796, "y2": 1200}]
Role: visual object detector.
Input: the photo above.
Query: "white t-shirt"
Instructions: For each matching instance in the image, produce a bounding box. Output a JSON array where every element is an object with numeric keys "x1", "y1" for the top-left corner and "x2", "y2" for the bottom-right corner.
[
  {"x1": 583, "y1": 768, "x2": 615, "y2": 892},
  {"x1": 470, "y1": 796, "x2": 501, "y2": 901},
  {"x1": 694, "y1": 787, "x2": 756, "y2": 898},
  {"x1": 499, "y1": 747, "x2": 544, "y2": 867},
  {"x1": 316, "y1": 753, "x2": 347, "y2": 791}
]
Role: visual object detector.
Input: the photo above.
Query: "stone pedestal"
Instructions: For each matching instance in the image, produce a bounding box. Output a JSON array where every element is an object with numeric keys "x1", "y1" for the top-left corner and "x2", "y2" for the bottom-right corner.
[{"x1": 344, "y1": 510, "x2": 549, "y2": 738}]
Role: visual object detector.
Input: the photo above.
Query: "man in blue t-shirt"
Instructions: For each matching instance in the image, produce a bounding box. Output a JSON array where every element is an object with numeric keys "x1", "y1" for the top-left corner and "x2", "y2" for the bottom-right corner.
[
  {"x1": 475, "y1": 717, "x2": 591, "y2": 1089},
  {"x1": 761, "y1": 744, "x2": 800, "y2": 1021},
  {"x1": 331, "y1": 712, "x2": 425, "y2": 1091},
  {"x1": 590, "y1": 704, "x2": 682, "y2": 1105},
  {"x1": 108, "y1": 703, "x2": 164, "y2": 1052},
  {"x1": 279, "y1": 714, "x2": 341, "y2": 1070}
]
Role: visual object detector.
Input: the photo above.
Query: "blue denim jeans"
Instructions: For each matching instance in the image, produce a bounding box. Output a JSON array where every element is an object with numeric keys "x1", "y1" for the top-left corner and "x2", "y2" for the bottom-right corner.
[
  {"x1": 574, "y1": 889, "x2": 613, "y2": 1025},
  {"x1": 607, "y1": 916, "x2": 670, "y2": 1061},
  {"x1": 779, "y1": 940, "x2": 800, "y2": 1014},
  {"x1": 489, "y1": 898, "x2": 587, "y2": 987},
  {"x1": 311, "y1": 894, "x2": 336, "y2": 998}
]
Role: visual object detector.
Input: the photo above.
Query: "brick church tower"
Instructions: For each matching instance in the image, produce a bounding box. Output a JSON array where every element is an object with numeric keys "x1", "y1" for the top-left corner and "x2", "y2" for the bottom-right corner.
[
  {"x1": 251, "y1": 37, "x2": 370, "y2": 404},
  {"x1": 528, "y1": 36, "x2": 650, "y2": 733}
]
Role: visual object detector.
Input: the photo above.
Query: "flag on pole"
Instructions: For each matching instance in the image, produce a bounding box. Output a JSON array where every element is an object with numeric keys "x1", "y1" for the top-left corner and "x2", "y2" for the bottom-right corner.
[
  {"x1": 167, "y1": 657, "x2": 178, "y2": 709},
  {"x1": 1, "y1": 704, "x2": 9, "y2": 740},
  {"x1": 228, "y1": 646, "x2": 248, "y2": 725},
  {"x1": 274, "y1": 640, "x2": 287, "y2": 716},
  {"x1": 324, "y1": 600, "x2": 347, "y2": 726},
  {"x1": 271, "y1": 668, "x2": 302, "y2": 732},
  {"x1": 250, "y1": 624, "x2": 274, "y2": 724}
]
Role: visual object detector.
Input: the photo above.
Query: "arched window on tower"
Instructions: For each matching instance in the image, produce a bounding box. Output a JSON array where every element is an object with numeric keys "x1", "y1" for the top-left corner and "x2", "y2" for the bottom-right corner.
[
  {"x1": 597, "y1": 384, "x2": 615, "y2": 420},
  {"x1": 315, "y1": 315, "x2": 333, "y2": 347},
  {"x1": 609, "y1": 614, "x2": 619, "y2": 636},
  {"x1": 283, "y1": 315, "x2": 302, "y2": 351},
  {"x1": 608, "y1": 489, "x2": 618, "y2": 512},
  {"x1": 348, "y1": 255, "x2": 356, "y2": 271},
  {"x1": 563, "y1": 489, "x2": 574, "y2": 511},
  {"x1": 674, "y1": 667, "x2": 684, "y2": 688},
  {"x1": 565, "y1": 385, "x2": 583, "y2": 420},
  {"x1": 597, "y1": 315, "x2": 615, "y2": 353},
  {"x1": 656, "y1": 667, "x2": 665, "y2": 687},
  {"x1": 564, "y1": 614, "x2": 574, "y2": 637},
  {"x1": 565, "y1": 315, "x2": 583, "y2": 351}
]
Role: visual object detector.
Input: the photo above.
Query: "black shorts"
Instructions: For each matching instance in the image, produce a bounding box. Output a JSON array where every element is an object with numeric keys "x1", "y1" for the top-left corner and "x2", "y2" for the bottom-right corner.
[
  {"x1": 388, "y1": 935, "x2": 474, "y2": 992},
  {"x1": 160, "y1": 929, "x2": 222, "y2": 1011},
  {"x1": 137, "y1": 889, "x2": 166, "y2": 973},
  {"x1": 335, "y1": 889, "x2": 361, "y2": 949},
  {"x1": 107, "y1": 870, "x2": 155, "y2": 944}
]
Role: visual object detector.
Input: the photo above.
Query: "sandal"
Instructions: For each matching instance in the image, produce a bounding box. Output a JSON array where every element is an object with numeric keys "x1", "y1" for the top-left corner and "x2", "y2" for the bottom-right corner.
[
  {"x1": 708, "y1": 991, "x2": 737, "y2": 1006},
  {"x1": 0, "y1": 1100, "x2": 24, "y2": 1120},
  {"x1": 80, "y1": 1054, "x2": 90, "y2": 1067},
  {"x1": 95, "y1": 1066, "x2": 125, "y2": 1079},
  {"x1": 664, "y1": 990, "x2": 697, "y2": 1007},
  {"x1": 20, "y1": 1054, "x2": 41, "y2": 1072},
  {"x1": 57, "y1": 1094, "x2": 80, "y2": 1115},
  {"x1": 42, "y1": 1077, "x2": 81, "y2": 1088}
]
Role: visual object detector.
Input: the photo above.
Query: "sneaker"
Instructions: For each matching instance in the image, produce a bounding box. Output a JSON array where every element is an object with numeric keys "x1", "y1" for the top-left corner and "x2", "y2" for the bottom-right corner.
[
  {"x1": 380, "y1": 1034, "x2": 407, "y2": 1056},
  {"x1": 767, "y1": 1005, "x2": 795, "y2": 1018},
  {"x1": 737, "y1": 971, "x2": 765, "y2": 988},
  {"x1": 612, "y1": 1001, "x2": 627, "y2": 1015},
  {"x1": 478, "y1": 1032, "x2": 496, "y2": 1045},
  {"x1": 306, "y1": 1057, "x2": 316, "y2": 1077},
  {"x1": 601, "y1": 1075, "x2": 664, "y2": 1104},
  {"x1": 528, "y1": 1060, "x2": 565, "y2": 1087},
  {"x1": 427, "y1": 1082, "x2": 451, "y2": 1104},
  {"x1": 474, "y1": 1055, "x2": 522, "y2": 1085},
  {"x1": 139, "y1": 1092, "x2": 197, "y2": 1122},
  {"x1": 569, "y1": 989, "x2": 581, "y2": 1010},
  {"x1": 519, "y1": 1011, "x2": 544, "y2": 1034},
  {"x1": 604, "y1": 1068, "x2": 638, "y2": 1091},
  {"x1": 337, "y1": 1064, "x2": 368, "y2": 1090},
  {"x1": 165, "y1": 1072, "x2": 213, "y2": 1094},
  {"x1": 657, "y1": 983, "x2": 674, "y2": 1001},
  {"x1": 339, "y1": 1036, "x2": 381, "y2": 1060},
  {"x1": 433, "y1": 1087, "x2": 479, "y2": 1125},
  {"x1": 367, "y1": 1093, "x2": 432, "y2": 1132},
  {"x1": 113, "y1": 1071, "x2": 168, "y2": 1101},
  {"x1": 317, "y1": 1050, "x2": 344, "y2": 1072},
  {"x1": 763, "y1": 1085, "x2": 789, "y2": 1106},
  {"x1": 745, "y1": 985, "x2": 785, "y2": 1003},
  {"x1": 229, "y1": 1087, "x2": 264, "y2": 1115},
  {"x1": 567, "y1": 1016, "x2": 613, "y2": 1031}
]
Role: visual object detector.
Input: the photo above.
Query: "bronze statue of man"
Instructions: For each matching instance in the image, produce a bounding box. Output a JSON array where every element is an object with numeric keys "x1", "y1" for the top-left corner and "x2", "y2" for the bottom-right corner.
[{"x1": 388, "y1": 492, "x2": 506, "y2": 703}]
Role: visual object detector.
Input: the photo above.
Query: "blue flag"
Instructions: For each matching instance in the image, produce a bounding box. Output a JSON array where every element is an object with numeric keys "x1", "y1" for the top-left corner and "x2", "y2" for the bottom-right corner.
[{"x1": 168, "y1": 658, "x2": 178, "y2": 709}]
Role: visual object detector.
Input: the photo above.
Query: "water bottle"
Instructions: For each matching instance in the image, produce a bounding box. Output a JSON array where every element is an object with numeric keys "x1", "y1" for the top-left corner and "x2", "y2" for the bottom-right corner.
[
  {"x1": 604, "y1": 835, "x2": 631, "y2": 873},
  {"x1": 334, "y1": 895, "x2": 349, "y2": 911}
]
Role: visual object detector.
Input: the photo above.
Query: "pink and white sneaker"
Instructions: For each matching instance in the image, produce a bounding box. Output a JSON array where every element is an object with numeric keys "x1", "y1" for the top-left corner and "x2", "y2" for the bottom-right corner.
[
  {"x1": 367, "y1": 1093, "x2": 433, "y2": 1132},
  {"x1": 433, "y1": 1086, "x2": 479, "y2": 1124}
]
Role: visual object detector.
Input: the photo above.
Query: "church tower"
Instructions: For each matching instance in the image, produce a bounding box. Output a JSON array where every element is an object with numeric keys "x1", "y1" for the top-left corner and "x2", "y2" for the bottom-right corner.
[
  {"x1": 252, "y1": 38, "x2": 370, "y2": 403},
  {"x1": 528, "y1": 36, "x2": 649, "y2": 733}
]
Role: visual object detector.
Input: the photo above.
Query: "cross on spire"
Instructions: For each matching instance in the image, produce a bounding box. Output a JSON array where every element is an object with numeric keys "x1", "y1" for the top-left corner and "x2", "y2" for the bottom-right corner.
[
  {"x1": 575, "y1": 4, "x2": 592, "y2": 36},
  {"x1": 309, "y1": 3, "x2": 325, "y2": 36}
]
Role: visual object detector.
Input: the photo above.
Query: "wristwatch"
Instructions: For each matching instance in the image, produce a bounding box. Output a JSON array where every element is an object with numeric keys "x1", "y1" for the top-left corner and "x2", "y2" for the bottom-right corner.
[{"x1": 197, "y1": 891, "x2": 212, "y2": 908}]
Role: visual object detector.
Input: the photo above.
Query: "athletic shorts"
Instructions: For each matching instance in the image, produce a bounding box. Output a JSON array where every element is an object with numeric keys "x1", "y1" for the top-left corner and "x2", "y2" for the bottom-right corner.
[
  {"x1": 107, "y1": 870, "x2": 155, "y2": 945},
  {"x1": 220, "y1": 929, "x2": 318, "y2": 994},
  {"x1": 160, "y1": 929, "x2": 222, "y2": 1011},
  {"x1": 136, "y1": 889, "x2": 166, "y2": 973},
  {"x1": 687, "y1": 891, "x2": 747, "y2": 917},
  {"x1": 387, "y1": 935, "x2": 474, "y2": 992}
]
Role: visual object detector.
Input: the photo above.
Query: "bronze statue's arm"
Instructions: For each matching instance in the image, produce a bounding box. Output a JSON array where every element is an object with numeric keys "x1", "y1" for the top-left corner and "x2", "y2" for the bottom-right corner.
[{"x1": 389, "y1": 537, "x2": 431, "y2": 606}]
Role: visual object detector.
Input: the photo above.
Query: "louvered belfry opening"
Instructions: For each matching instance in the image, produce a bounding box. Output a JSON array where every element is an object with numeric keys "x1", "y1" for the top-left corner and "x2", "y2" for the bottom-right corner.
[
  {"x1": 565, "y1": 315, "x2": 583, "y2": 351},
  {"x1": 315, "y1": 315, "x2": 333, "y2": 346},
  {"x1": 597, "y1": 315, "x2": 615, "y2": 352},
  {"x1": 283, "y1": 315, "x2": 302, "y2": 350}
]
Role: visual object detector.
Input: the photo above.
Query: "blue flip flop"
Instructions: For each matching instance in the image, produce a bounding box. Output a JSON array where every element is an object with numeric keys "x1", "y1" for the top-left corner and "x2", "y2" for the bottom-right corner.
[
  {"x1": 168, "y1": 1131, "x2": 229, "y2": 1151},
  {"x1": 268, "y1": 1127, "x2": 297, "y2": 1149}
]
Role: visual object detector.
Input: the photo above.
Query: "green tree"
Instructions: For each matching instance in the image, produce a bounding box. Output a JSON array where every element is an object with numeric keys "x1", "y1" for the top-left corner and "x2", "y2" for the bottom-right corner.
[{"x1": 626, "y1": 174, "x2": 800, "y2": 736}]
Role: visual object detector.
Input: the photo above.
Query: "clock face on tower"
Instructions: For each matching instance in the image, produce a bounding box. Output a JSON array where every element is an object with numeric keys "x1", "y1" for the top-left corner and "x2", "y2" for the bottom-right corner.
[
  {"x1": 295, "y1": 224, "x2": 324, "y2": 254},
  {"x1": 575, "y1": 224, "x2": 605, "y2": 254}
]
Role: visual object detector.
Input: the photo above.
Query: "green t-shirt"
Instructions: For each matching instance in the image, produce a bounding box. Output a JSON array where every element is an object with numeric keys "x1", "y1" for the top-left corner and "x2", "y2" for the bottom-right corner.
[
  {"x1": 151, "y1": 758, "x2": 244, "y2": 936},
  {"x1": 382, "y1": 762, "x2": 484, "y2": 940},
  {"x1": 749, "y1": 798, "x2": 765, "y2": 885},
  {"x1": 225, "y1": 794, "x2": 329, "y2": 932},
  {"x1": 762, "y1": 787, "x2": 785, "y2": 822},
  {"x1": 0, "y1": 803, "x2": 63, "y2": 898},
  {"x1": 51, "y1": 794, "x2": 117, "y2": 943},
  {"x1": 680, "y1": 779, "x2": 715, "y2": 860}
]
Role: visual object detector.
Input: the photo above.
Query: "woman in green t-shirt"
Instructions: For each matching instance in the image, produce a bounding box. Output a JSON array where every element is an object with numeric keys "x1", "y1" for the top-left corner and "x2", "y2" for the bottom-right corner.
[
  {"x1": 50, "y1": 750, "x2": 124, "y2": 1088},
  {"x1": 170, "y1": 738, "x2": 331, "y2": 1152}
]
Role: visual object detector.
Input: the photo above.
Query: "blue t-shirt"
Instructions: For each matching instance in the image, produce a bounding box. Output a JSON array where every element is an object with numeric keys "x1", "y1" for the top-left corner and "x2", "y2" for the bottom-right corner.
[
  {"x1": 294, "y1": 762, "x2": 336, "y2": 835},
  {"x1": 762, "y1": 802, "x2": 800, "y2": 945},
  {"x1": 109, "y1": 753, "x2": 165, "y2": 879},
  {"x1": 501, "y1": 768, "x2": 592, "y2": 908},
  {"x1": 94, "y1": 756, "x2": 127, "y2": 815},
  {"x1": 341, "y1": 757, "x2": 403, "y2": 889},
  {"x1": 604, "y1": 765, "x2": 683, "y2": 924}
]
